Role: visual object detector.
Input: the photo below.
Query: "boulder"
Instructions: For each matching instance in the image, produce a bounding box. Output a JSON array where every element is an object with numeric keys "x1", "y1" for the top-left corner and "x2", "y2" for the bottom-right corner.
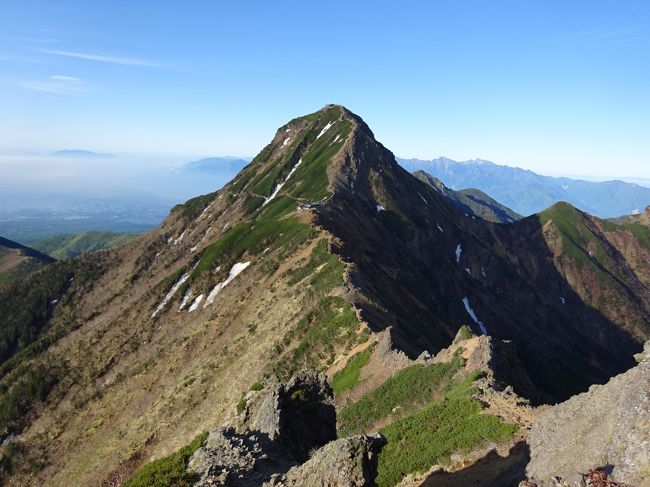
[{"x1": 267, "y1": 434, "x2": 386, "y2": 487}]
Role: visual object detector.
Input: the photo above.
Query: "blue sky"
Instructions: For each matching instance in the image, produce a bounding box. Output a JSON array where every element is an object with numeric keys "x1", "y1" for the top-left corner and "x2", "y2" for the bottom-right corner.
[{"x1": 1, "y1": 0, "x2": 649, "y2": 180}]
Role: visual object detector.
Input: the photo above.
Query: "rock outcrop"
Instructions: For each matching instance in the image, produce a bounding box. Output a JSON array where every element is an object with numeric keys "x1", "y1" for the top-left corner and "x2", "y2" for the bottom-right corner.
[
  {"x1": 237, "y1": 370, "x2": 337, "y2": 463},
  {"x1": 524, "y1": 341, "x2": 650, "y2": 486},
  {"x1": 188, "y1": 371, "x2": 384, "y2": 486},
  {"x1": 268, "y1": 434, "x2": 386, "y2": 487}
]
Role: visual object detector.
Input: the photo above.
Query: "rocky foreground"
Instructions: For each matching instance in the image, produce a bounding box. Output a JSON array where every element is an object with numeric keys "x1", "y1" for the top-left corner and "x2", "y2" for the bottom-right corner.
[{"x1": 520, "y1": 341, "x2": 650, "y2": 487}]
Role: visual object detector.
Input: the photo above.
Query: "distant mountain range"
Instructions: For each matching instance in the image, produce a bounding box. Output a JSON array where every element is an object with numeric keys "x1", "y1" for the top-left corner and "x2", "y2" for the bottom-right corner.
[
  {"x1": 181, "y1": 156, "x2": 251, "y2": 174},
  {"x1": 413, "y1": 171, "x2": 521, "y2": 223},
  {"x1": 398, "y1": 157, "x2": 650, "y2": 218}
]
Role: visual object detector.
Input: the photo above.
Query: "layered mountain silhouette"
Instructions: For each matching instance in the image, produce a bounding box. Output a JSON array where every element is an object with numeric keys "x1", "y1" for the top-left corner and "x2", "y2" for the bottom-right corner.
[
  {"x1": 413, "y1": 170, "x2": 522, "y2": 223},
  {"x1": 0, "y1": 105, "x2": 648, "y2": 486},
  {"x1": 399, "y1": 156, "x2": 650, "y2": 217}
]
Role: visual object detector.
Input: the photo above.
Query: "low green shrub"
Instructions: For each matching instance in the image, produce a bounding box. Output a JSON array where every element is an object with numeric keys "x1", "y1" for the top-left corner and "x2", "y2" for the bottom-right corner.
[
  {"x1": 331, "y1": 345, "x2": 374, "y2": 395},
  {"x1": 122, "y1": 432, "x2": 207, "y2": 487},
  {"x1": 376, "y1": 373, "x2": 518, "y2": 487},
  {"x1": 338, "y1": 357, "x2": 464, "y2": 436}
]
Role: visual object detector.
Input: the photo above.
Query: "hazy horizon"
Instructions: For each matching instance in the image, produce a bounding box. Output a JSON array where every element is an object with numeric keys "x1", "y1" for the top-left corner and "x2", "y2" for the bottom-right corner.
[{"x1": 1, "y1": 1, "x2": 649, "y2": 181}]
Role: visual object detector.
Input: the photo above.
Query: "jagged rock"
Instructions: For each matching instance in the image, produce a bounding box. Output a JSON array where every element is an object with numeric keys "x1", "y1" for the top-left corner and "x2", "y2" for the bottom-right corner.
[
  {"x1": 525, "y1": 341, "x2": 650, "y2": 485},
  {"x1": 432, "y1": 332, "x2": 545, "y2": 404},
  {"x1": 190, "y1": 371, "x2": 339, "y2": 485},
  {"x1": 373, "y1": 327, "x2": 413, "y2": 369},
  {"x1": 266, "y1": 434, "x2": 386, "y2": 487},
  {"x1": 239, "y1": 370, "x2": 336, "y2": 462},
  {"x1": 187, "y1": 427, "x2": 294, "y2": 486}
]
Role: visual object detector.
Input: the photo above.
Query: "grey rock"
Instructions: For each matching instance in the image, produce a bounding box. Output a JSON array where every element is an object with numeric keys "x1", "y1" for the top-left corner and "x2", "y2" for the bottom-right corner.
[
  {"x1": 190, "y1": 370, "x2": 340, "y2": 485},
  {"x1": 266, "y1": 434, "x2": 386, "y2": 487},
  {"x1": 188, "y1": 427, "x2": 294, "y2": 487},
  {"x1": 526, "y1": 340, "x2": 650, "y2": 485}
]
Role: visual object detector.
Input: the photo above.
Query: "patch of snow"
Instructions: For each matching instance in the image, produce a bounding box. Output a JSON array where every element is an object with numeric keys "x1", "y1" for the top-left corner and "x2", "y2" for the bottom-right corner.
[
  {"x1": 263, "y1": 158, "x2": 303, "y2": 207},
  {"x1": 316, "y1": 121, "x2": 334, "y2": 139},
  {"x1": 173, "y1": 230, "x2": 186, "y2": 246},
  {"x1": 455, "y1": 244, "x2": 462, "y2": 263},
  {"x1": 462, "y1": 297, "x2": 487, "y2": 335},
  {"x1": 560, "y1": 297, "x2": 565, "y2": 305},
  {"x1": 465, "y1": 268, "x2": 471, "y2": 275},
  {"x1": 588, "y1": 250, "x2": 593, "y2": 258},
  {"x1": 481, "y1": 267, "x2": 486, "y2": 279},
  {"x1": 167, "y1": 236, "x2": 174, "y2": 244},
  {"x1": 50, "y1": 299, "x2": 58, "y2": 305},
  {"x1": 178, "y1": 291, "x2": 192, "y2": 311},
  {"x1": 189, "y1": 294, "x2": 204, "y2": 312},
  {"x1": 465, "y1": 213, "x2": 469, "y2": 217},
  {"x1": 197, "y1": 203, "x2": 213, "y2": 221},
  {"x1": 471, "y1": 216, "x2": 476, "y2": 220},
  {"x1": 190, "y1": 245, "x2": 197, "y2": 252},
  {"x1": 282, "y1": 137, "x2": 291, "y2": 147},
  {"x1": 285, "y1": 127, "x2": 291, "y2": 133},
  {"x1": 419, "y1": 193, "x2": 428, "y2": 205},
  {"x1": 151, "y1": 272, "x2": 190, "y2": 319},
  {"x1": 155, "y1": 251, "x2": 161, "y2": 258},
  {"x1": 203, "y1": 261, "x2": 251, "y2": 307},
  {"x1": 376, "y1": 205, "x2": 386, "y2": 212},
  {"x1": 263, "y1": 247, "x2": 271, "y2": 254},
  {"x1": 332, "y1": 134, "x2": 340, "y2": 143},
  {"x1": 437, "y1": 223, "x2": 444, "y2": 233},
  {"x1": 632, "y1": 208, "x2": 640, "y2": 215}
]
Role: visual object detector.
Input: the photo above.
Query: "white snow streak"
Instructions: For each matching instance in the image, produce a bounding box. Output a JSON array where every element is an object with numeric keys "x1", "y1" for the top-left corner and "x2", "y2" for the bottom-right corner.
[
  {"x1": 316, "y1": 121, "x2": 334, "y2": 139},
  {"x1": 465, "y1": 268, "x2": 471, "y2": 275},
  {"x1": 282, "y1": 137, "x2": 291, "y2": 147},
  {"x1": 560, "y1": 297, "x2": 565, "y2": 305},
  {"x1": 419, "y1": 193, "x2": 428, "y2": 205},
  {"x1": 462, "y1": 297, "x2": 487, "y2": 335},
  {"x1": 151, "y1": 272, "x2": 190, "y2": 318},
  {"x1": 376, "y1": 205, "x2": 386, "y2": 212},
  {"x1": 203, "y1": 261, "x2": 251, "y2": 308},
  {"x1": 332, "y1": 134, "x2": 340, "y2": 143},
  {"x1": 189, "y1": 294, "x2": 204, "y2": 312},
  {"x1": 173, "y1": 231, "x2": 186, "y2": 245},
  {"x1": 455, "y1": 244, "x2": 462, "y2": 263},
  {"x1": 178, "y1": 292, "x2": 192, "y2": 311},
  {"x1": 263, "y1": 159, "x2": 303, "y2": 206},
  {"x1": 437, "y1": 223, "x2": 444, "y2": 233}
]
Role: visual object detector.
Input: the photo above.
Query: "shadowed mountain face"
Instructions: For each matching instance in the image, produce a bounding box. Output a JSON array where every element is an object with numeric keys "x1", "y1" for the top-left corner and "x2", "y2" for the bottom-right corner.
[
  {"x1": 412, "y1": 170, "x2": 521, "y2": 223},
  {"x1": 398, "y1": 157, "x2": 650, "y2": 218},
  {"x1": 0, "y1": 105, "x2": 648, "y2": 486},
  {"x1": 0, "y1": 236, "x2": 54, "y2": 283}
]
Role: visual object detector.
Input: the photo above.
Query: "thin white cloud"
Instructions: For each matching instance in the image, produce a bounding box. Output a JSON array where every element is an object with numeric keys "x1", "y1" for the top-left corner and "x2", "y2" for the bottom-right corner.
[
  {"x1": 21, "y1": 75, "x2": 88, "y2": 95},
  {"x1": 37, "y1": 49, "x2": 165, "y2": 68}
]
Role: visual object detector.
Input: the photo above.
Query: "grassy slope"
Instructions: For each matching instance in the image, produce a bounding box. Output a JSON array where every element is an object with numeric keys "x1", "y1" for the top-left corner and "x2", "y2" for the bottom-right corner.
[
  {"x1": 376, "y1": 372, "x2": 518, "y2": 487},
  {"x1": 30, "y1": 231, "x2": 140, "y2": 259}
]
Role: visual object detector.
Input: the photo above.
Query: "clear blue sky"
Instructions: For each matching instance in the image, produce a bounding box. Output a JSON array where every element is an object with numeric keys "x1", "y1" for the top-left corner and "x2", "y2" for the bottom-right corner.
[{"x1": 1, "y1": 0, "x2": 649, "y2": 179}]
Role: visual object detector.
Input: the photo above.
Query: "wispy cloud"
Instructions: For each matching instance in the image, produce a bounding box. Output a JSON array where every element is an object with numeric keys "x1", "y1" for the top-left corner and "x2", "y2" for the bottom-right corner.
[
  {"x1": 37, "y1": 49, "x2": 165, "y2": 68},
  {"x1": 21, "y1": 75, "x2": 88, "y2": 95},
  {"x1": 578, "y1": 27, "x2": 647, "y2": 45}
]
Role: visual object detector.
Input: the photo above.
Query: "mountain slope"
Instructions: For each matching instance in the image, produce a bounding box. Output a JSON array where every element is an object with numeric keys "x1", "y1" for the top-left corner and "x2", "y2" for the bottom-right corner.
[
  {"x1": 0, "y1": 105, "x2": 647, "y2": 486},
  {"x1": 413, "y1": 170, "x2": 521, "y2": 223},
  {"x1": 0, "y1": 236, "x2": 54, "y2": 284},
  {"x1": 30, "y1": 231, "x2": 140, "y2": 259},
  {"x1": 398, "y1": 157, "x2": 650, "y2": 217}
]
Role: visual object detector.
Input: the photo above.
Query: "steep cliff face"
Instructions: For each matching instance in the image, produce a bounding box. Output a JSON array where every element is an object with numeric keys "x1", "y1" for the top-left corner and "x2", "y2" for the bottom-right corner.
[{"x1": 0, "y1": 105, "x2": 647, "y2": 486}]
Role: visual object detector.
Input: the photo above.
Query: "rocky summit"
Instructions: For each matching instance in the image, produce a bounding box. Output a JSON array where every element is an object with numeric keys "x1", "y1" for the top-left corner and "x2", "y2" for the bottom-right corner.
[{"x1": 0, "y1": 105, "x2": 648, "y2": 486}]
